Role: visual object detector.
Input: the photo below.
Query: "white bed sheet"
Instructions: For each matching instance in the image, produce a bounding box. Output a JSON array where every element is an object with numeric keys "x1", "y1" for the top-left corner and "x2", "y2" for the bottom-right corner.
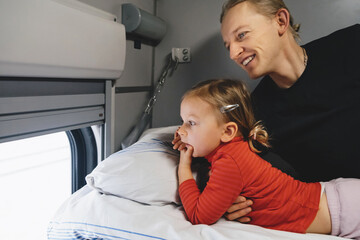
[{"x1": 48, "y1": 186, "x2": 345, "y2": 240}]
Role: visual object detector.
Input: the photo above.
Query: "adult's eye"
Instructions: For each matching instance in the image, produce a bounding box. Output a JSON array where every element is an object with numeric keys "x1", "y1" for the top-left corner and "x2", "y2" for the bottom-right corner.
[{"x1": 238, "y1": 32, "x2": 246, "y2": 40}]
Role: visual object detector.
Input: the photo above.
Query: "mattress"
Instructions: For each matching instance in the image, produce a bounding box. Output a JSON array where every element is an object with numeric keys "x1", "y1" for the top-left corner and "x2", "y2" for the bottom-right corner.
[
  {"x1": 47, "y1": 126, "x2": 345, "y2": 240},
  {"x1": 48, "y1": 186, "x2": 345, "y2": 240}
]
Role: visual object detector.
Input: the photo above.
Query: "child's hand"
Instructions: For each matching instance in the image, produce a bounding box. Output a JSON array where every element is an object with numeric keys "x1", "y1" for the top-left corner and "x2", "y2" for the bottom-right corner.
[
  {"x1": 179, "y1": 144, "x2": 193, "y2": 167},
  {"x1": 172, "y1": 128, "x2": 186, "y2": 151},
  {"x1": 178, "y1": 144, "x2": 194, "y2": 185}
]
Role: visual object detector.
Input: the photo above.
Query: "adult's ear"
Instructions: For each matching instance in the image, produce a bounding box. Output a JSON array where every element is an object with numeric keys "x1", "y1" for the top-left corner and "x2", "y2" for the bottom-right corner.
[
  {"x1": 221, "y1": 122, "x2": 238, "y2": 143},
  {"x1": 275, "y1": 8, "x2": 290, "y2": 36}
]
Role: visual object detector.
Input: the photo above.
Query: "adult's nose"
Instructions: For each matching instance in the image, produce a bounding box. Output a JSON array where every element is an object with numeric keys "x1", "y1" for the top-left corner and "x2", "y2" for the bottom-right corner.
[{"x1": 229, "y1": 43, "x2": 244, "y2": 61}]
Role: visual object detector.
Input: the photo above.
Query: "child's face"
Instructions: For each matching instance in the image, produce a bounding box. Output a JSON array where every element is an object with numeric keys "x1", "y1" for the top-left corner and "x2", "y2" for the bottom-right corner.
[{"x1": 178, "y1": 96, "x2": 226, "y2": 157}]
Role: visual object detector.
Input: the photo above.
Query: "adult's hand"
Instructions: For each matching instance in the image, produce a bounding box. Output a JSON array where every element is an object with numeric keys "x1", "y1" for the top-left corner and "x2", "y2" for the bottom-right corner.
[{"x1": 224, "y1": 196, "x2": 253, "y2": 223}]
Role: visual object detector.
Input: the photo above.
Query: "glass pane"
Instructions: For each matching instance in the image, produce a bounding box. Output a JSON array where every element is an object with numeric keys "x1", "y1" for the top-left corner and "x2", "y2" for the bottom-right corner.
[{"x1": 0, "y1": 132, "x2": 71, "y2": 240}]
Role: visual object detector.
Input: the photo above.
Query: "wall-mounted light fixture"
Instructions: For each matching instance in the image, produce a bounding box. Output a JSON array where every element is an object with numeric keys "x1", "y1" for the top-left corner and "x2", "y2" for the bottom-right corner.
[{"x1": 121, "y1": 3, "x2": 167, "y2": 49}]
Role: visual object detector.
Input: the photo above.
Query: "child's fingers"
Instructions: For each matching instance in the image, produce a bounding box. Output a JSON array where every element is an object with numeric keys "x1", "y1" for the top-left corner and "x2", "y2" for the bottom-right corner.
[
  {"x1": 173, "y1": 128, "x2": 180, "y2": 139},
  {"x1": 172, "y1": 137, "x2": 180, "y2": 145},
  {"x1": 178, "y1": 142, "x2": 187, "y2": 151},
  {"x1": 172, "y1": 132, "x2": 181, "y2": 144},
  {"x1": 185, "y1": 145, "x2": 194, "y2": 156},
  {"x1": 173, "y1": 140, "x2": 181, "y2": 150}
]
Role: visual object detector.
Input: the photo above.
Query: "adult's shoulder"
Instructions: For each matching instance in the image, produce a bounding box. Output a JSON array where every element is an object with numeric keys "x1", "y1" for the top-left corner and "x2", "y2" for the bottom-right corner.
[
  {"x1": 326, "y1": 24, "x2": 360, "y2": 37},
  {"x1": 304, "y1": 24, "x2": 360, "y2": 50},
  {"x1": 303, "y1": 24, "x2": 360, "y2": 67}
]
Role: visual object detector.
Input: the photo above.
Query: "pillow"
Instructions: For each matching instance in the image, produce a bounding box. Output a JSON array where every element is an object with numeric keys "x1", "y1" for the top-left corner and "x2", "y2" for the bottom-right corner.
[{"x1": 86, "y1": 126, "x2": 182, "y2": 206}]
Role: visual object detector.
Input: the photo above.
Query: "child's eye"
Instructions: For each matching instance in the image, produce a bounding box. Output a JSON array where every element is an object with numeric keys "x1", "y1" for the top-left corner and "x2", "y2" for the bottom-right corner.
[{"x1": 188, "y1": 121, "x2": 196, "y2": 126}]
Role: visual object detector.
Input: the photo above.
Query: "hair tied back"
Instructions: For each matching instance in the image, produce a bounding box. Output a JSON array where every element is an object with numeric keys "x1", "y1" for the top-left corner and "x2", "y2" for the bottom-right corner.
[{"x1": 248, "y1": 123, "x2": 271, "y2": 153}]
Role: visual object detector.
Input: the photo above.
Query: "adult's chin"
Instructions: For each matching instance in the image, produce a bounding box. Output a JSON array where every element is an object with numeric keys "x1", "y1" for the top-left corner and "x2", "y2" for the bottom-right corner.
[{"x1": 247, "y1": 69, "x2": 264, "y2": 80}]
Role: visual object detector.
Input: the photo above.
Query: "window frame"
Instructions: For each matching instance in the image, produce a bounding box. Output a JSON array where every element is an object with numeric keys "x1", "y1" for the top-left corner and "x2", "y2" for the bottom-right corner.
[{"x1": 67, "y1": 127, "x2": 98, "y2": 193}]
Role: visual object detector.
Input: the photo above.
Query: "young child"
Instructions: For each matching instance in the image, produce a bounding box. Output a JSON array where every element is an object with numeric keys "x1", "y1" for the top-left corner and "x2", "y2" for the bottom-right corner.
[{"x1": 172, "y1": 79, "x2": 360, "y2": 239}]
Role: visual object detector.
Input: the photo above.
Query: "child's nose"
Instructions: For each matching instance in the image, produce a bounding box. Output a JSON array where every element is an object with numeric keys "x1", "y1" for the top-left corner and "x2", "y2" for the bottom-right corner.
[{"x1": 178, "y1": 125, "x2": 186, "y2": 136}]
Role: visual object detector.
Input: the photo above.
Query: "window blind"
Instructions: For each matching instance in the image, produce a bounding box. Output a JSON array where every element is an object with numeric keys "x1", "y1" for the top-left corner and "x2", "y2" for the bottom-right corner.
[{"x1": 0, "y1": 77, "x2": 108, "y2": 144}]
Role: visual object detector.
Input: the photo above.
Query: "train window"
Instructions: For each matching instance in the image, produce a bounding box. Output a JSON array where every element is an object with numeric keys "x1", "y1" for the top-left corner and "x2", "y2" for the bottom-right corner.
[
  {"x1": 0, "y1": 132, "x2": 71, "y2": 240},
  {"x1": 0, "y1": 127, "x2": 98, "y2": 240}
]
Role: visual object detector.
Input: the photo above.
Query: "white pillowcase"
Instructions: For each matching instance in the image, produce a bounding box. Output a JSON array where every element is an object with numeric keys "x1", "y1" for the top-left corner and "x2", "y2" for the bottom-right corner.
[{"x1": 86, "y1": 126, "x2": 182, "y2": 206}]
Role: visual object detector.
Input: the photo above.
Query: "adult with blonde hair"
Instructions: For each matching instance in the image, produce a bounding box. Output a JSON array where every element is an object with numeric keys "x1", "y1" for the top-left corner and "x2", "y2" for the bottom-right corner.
[{"x1": 219, "y1": 0, "x2": 360, "y2": 234}]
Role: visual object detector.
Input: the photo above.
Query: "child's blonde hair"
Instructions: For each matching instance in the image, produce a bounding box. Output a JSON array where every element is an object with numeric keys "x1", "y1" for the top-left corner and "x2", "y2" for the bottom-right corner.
[{"x1": 183, "y1": 79, "x2": 270, "y2": 153}]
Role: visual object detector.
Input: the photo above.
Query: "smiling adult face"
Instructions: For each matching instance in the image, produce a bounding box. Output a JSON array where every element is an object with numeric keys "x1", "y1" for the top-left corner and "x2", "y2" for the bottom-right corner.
[{"x1": 221, "y1": 1, "x2": 285, "y2": 79}]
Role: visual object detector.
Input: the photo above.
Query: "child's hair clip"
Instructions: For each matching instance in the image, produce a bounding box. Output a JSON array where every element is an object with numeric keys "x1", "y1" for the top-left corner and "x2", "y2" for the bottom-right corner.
[{"x1": 220, "y1": 104, "x2": 239, "y2": 113}]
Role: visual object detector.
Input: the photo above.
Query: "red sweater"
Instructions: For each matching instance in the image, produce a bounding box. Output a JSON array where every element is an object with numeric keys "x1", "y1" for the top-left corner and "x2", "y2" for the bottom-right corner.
[{"x1": 179, "y1": 137, "x2": 321, "y2": 233}]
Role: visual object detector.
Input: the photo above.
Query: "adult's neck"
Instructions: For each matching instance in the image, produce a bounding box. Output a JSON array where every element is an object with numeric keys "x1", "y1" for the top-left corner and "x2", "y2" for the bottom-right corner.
[{"x1": 268, "y1": 41, "x2": 306, "y2": 89}]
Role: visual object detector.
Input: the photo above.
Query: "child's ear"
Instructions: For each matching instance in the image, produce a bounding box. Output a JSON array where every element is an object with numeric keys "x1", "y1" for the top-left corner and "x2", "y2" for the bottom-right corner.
[{"x1": 221, "y1": 122, "x2": 238, "y2": 143}]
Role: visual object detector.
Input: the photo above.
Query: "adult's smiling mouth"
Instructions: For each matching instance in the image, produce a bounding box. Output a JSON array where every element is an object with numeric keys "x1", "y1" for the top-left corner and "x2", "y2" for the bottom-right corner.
[{"x1": 242, "y1": 54, "x2": 256, "y2": 66}]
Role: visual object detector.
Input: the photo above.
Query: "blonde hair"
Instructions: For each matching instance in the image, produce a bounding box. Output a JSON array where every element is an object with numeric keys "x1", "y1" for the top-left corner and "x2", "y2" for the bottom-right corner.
[
  {"x1": 183, "y1": 79, "x2": 270, "y2": 153},
  {"x1": 220, "y1": 0, "x2": 301, "y2": 42}
]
